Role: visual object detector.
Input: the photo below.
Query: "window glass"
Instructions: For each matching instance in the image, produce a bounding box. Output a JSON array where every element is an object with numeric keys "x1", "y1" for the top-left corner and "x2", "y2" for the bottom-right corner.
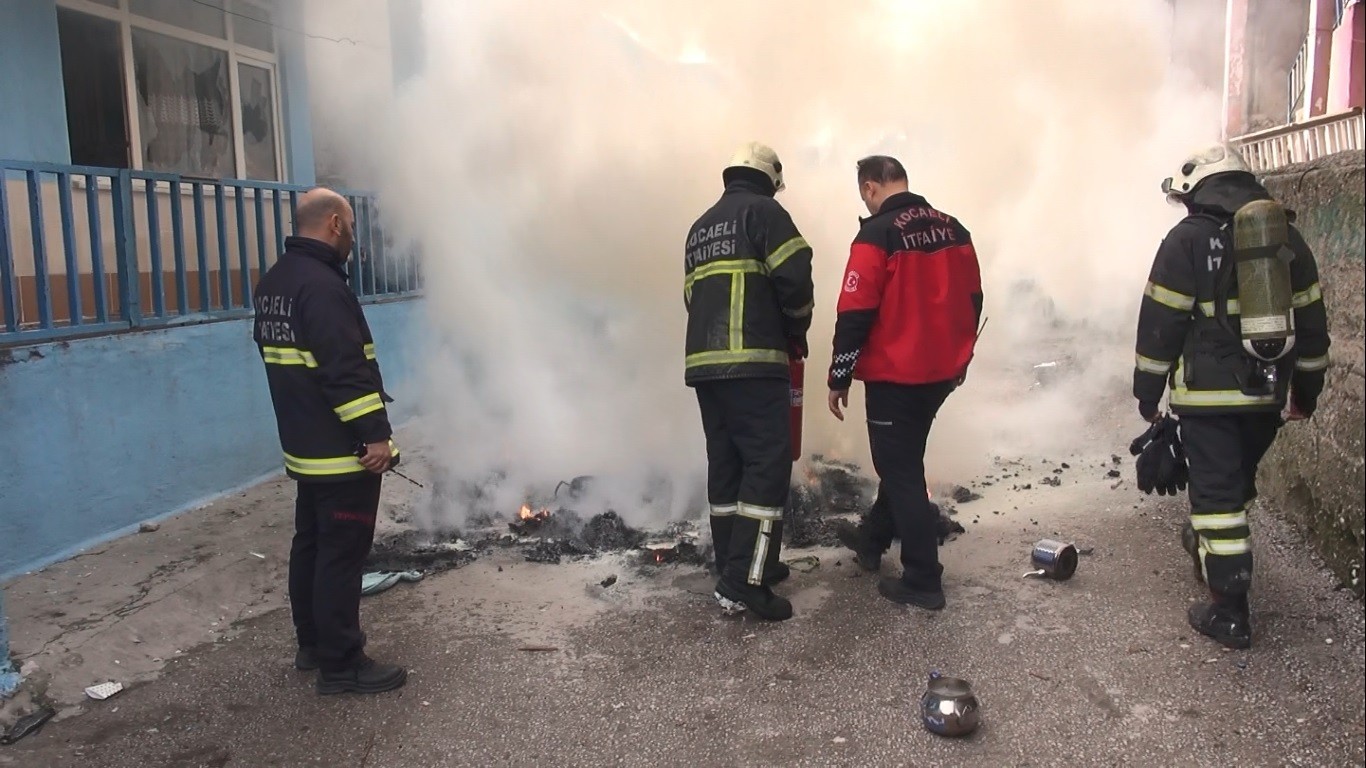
[
  {"x1": 132, "y1": 28, "x2": 236, "y2": 178},
  {"x1": 238, "y1": 63, "x2": 279, "y2": 180},
  {"x1": 129, "y1": 0, "x2": 227, "y2": 38},
  {"x1": 58, "y1": 8, "x2": 131, "y2": 168},
  {"x1": 233, "y1": 1, "x2": 275, "y2": 52}
]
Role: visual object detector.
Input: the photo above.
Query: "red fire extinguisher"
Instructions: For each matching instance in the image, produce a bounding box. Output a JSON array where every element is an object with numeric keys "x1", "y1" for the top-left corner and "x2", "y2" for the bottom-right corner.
[{"x1": 789, "y1": 356, "x2": 804, "y2": 462}]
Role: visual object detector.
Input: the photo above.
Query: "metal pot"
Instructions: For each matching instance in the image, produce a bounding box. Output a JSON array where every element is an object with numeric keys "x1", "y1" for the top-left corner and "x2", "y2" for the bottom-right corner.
[
  {"x1": 1024, "y1": 538, "x2": 1078, "y2": 580},
  {"x1": 920, "y1": 672, "x2": 981, "y2": 738}
]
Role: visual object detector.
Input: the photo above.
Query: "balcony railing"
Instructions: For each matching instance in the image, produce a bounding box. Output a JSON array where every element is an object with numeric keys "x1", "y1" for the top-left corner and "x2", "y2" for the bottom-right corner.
[
  {"x1": 1232, "y1": 108, "x2": 1365, "y2": 172},
  {"x1": 0, "y1": 161, "x2": 421, "y2": 347}
]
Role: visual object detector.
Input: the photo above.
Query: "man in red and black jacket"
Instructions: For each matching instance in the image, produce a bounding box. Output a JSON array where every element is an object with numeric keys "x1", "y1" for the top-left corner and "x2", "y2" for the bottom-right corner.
[
  {"x1": 827, "y1": 156, "x2": 983, "y2": 610},
  {"x1": 253, "y1": 188, "x2": 406, "y2": 695}
]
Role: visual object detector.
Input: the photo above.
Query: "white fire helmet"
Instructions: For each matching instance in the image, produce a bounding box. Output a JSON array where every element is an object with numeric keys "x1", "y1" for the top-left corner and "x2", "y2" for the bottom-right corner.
[
  {"x1": 726, "y1": 141, "x2": 785, "y2": 192},
  {"x1": 1161, "y1": 144, "x2": 1251, "y2": 197}
]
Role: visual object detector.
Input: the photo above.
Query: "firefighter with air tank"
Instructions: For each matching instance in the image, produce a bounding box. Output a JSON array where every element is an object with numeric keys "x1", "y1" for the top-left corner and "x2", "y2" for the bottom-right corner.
[{"x1": 1134, "y1": 144, "x2": 1331, "y2": 650}]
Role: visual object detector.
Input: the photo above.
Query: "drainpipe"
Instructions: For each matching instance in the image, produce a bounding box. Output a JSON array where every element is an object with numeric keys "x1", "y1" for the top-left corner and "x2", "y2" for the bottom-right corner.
[{"x1": 0, "y1": 593, "x2": 19, "y2": 698}]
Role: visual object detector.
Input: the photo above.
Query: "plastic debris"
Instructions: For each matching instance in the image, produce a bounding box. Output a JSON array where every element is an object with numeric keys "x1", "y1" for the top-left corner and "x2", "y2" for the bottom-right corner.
[
  {"x1": 785, "y1": 555, "x2": 820, "y2": 573},
  {"x1": 85, "y1": 682, "x2": 124, "y2": 700},
  {"x1": 249, "y1": 552, "x2": 266, "y2": 559},
  {"x1": 359, "y1": 570, "x2": 424, "y2": 596}
]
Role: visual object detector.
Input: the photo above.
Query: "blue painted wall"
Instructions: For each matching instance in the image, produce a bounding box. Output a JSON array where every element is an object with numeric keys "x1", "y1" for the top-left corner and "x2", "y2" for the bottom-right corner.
[
  {"x1": 0, "y1": 0, "x2": 71, "y2": 165},
  {"x1": 1, "y1": 593, "x2": 18, "y2": 697},
  {"x1": 0, "y1": 299, "x2": 422, "y2": 581}
]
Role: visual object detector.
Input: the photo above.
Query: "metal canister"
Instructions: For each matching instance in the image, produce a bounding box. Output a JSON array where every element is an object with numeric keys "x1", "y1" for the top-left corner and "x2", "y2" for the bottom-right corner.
[
  {"x1": 1026, "y1": 539, "x2": 1078, "y2": 580},
  {"x1": 920, "y1": 672, "x2": 981, "y2": 737}
]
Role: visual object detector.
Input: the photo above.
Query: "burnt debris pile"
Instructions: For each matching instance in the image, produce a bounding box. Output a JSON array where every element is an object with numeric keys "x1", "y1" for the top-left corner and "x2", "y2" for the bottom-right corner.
[{"x1": 368, "y1": 457, "x2": 968, "y2": 574}]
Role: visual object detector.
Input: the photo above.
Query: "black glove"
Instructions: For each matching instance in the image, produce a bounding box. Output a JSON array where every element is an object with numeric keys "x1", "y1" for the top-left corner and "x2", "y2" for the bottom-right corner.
[
  {"x1": 1129, "y1": 421, "x2": 1162, "y2": 457},
  {"x1": 788, "y1": 336, "x2": 808, "y2": 360},
  {"x1": 1138, "y1": 401, "x2": 1160, "y2": 422}
]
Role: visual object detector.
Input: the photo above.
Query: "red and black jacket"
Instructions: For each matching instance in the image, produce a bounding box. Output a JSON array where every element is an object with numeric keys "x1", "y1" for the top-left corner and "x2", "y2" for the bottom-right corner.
[
  {"x1": 828, "y1": 191, "x2": 983, "y2": 390},
  {"x1": 253, "y1": 236, "x2": 396, "y2": 482}
]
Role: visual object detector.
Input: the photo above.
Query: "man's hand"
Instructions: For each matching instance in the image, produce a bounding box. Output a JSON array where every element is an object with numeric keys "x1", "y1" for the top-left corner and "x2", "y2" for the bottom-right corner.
[
  {"x1": 788, "y1": 336, "x2": 809, "y2": 360},
  {"x1": 828, "y1": 389, "x2": 849, "y2": 421},
  {"x1": 358, "y1": 440, "x2": 393, "y2": 474},
  {"x1": 1138, "y1": 401, "x2": 1162, "y2": 423}
]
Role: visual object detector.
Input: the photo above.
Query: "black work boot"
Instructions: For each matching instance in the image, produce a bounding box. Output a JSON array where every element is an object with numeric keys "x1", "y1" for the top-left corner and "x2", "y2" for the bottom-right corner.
[
  {"x1": 316, "y1": 656, "x2": 408, "y2": 695},
  {"x1": 833, "y1": 520, "x2": 883, "y2": 572},
  {"x1": 877, "y1": 576, "x2": 946, "y2": 611},
  {"x1": 1180, "y1": 523, "x2": 1204, "y2": 584},
  {"x1": 714, "y1": 579, "x2": 794, "y2": 621},
  {"x1": 1188, "y1": 592, "x2": 1252, "y2": 650},
  {"x1": 763, "y1": 562, "x2": 791, "y2": 587}
]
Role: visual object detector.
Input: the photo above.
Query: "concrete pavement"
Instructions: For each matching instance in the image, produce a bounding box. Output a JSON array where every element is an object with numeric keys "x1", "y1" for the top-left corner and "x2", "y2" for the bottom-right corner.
[{"x1": 2, "y1": 453, "x2": 1362, "y2": 767}]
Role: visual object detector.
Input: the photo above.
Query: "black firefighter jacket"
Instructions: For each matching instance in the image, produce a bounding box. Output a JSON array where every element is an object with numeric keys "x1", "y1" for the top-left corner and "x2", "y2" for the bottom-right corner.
[
  {"x1": 253, "y1": 236, "x2": 397, "y2": 482},
  {"x1": 1133, "y1": 173, "x2": 1331, "y2": 416},
  {"x1": 684, "y1": 179, "x2": 815, "y2": 385}
]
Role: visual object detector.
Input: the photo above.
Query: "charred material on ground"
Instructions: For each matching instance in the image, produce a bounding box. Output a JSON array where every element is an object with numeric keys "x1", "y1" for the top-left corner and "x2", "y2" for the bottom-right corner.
[{"x1": 786, "y1": 456, "x2": 877, "y2": 547}]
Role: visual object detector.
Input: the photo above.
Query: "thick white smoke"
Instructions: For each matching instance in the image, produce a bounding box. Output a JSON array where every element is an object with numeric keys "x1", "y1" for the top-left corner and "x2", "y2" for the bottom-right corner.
[{"x1": 305, "y1": 0, "x2": 1223, "y2": 529}]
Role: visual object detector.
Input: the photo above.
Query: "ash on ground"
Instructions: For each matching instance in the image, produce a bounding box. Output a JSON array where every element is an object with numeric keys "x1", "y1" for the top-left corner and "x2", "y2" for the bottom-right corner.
[{"x1": 369, "y1": 459, "x2": 967, "y2": 574}]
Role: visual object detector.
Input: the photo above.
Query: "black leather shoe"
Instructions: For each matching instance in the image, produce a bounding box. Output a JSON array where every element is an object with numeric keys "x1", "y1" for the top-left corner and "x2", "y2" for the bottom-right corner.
[
  {"x1": 833, "y1": 520, "x2": 883, "y2": 572},
  {"x1": 1188, "y1": 600, "x2": 1252, "y2": 650},
  {"x1": 316, "y1": 657, "x2": 408, "y2": 695},
  {"x1": 877, "y1": 577, "x2": 946, "y2": 611},
  {"x1": 714, "y1": 579, "x2": 794, "y2": 621},
  {"x1": 763, "y1": 562, "x2": 791, "y2": 586}
]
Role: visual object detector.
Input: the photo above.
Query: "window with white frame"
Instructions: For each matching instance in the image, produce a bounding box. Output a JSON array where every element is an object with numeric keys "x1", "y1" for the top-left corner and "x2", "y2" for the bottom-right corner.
[{"x1": 55, "y1": 0, "x2": 285, "y2": 181}]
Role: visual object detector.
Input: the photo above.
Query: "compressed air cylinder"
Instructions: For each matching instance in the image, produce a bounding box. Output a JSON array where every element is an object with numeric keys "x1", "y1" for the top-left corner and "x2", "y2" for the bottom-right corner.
[{"x1": 1231, "y1": 200, "x2": 1296, "y2": 361}]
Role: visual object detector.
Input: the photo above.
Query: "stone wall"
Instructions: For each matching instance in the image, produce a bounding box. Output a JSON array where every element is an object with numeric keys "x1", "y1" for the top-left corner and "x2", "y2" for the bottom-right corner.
[{"x1": 1260, "y1": 150, "x2": 1365, "y2": 597}]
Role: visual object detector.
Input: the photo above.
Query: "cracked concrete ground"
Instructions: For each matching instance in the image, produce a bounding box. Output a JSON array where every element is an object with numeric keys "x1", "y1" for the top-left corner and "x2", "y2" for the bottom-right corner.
[{"x1": 2, "y1": 440, "x2": 1363, "y2": 766}]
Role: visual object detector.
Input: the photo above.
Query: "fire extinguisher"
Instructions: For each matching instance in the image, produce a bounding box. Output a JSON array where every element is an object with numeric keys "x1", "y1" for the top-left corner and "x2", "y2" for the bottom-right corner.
[{"x1": 789, "y1": 356, "x2": 804, "y2": 462}]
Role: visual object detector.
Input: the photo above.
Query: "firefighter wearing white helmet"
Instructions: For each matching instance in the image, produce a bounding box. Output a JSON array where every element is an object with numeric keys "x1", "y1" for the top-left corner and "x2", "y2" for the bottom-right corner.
[
  {"x1": 1134, "y1": 143, "x2": 1331, "y2": 650},
  {"x1": 683, "y1": 141, "x2": 814, "y2": 621}
]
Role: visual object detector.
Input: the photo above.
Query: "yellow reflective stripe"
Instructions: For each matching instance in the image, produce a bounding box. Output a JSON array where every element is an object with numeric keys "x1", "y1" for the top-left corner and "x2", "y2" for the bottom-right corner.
[
  {"x1": 1292, "y1": 283, "x2": 1322, "y2": 309},
  {"x1": 1135, "y1": 354, "x2": 1172, "y2": 375},
  {"x1": 686, "y1": 349, "x2": 789, "y2": 368},
  {"x1": 764, "y1": 236, "x2": 809, "y2": 273},
  {"x1": 261, "y1": 346, "x2": 318, "y2": 368},
  {"x1": 284, "y1": 439, "x2": 397, "y2": 476},
  {"x1": 1202, "y1": 537, "x2": 1251, "y2": 556},
  {"x1": 284, "y1": 453, "x2": 365, "y2": 476},
  {"x1": 684, "y1": 259, "x2": 765, "y2": 289},
  {"x1": 748, "y1": 519, "x2": 775, "y2": 585},
  {"x1": 363, "y1": 343, "x2": 377, "y2": 360},
  {"x1": 334, "y1": 393, "x2": 385, "y2": 422},
  {"x1": 1145, "y1": 281, "x2": 1195, "y2": 311},
  {"x1": 1295, "y1": 354, "x2": 1329, "y2": 372},
  {"x1": 783, "y1": 300, "x2": 814, "y2": 319},
  {"x1": 1171, "y1": 387, "x2": 1279, "y2": 407},
  {"x1": 737, "y1": 502, "x2": 783, "y2": 522},
  {"x1": 1191, "y1": 511, "x2": 1248, "y2": 531},
  {"x1": 1198, "y1": 299, "x2": 1241, "y2": 317},
  {"x1": 729, "y1": 273, "x2": 745, "y2": 350},
  {"x1": 710, "y1": 504, "x2": 738, "y2": 517}
]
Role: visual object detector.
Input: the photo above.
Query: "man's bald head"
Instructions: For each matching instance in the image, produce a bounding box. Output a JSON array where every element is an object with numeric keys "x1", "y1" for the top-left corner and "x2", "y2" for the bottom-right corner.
[{"x1": 294, "y1": 187, "x2": 355, "y2": 259}]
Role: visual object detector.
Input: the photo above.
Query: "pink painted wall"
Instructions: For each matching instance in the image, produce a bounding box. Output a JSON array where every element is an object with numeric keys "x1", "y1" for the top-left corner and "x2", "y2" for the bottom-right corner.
[{"x1": 1327, "y1": 0, "x2": 1365, "y2": 112}]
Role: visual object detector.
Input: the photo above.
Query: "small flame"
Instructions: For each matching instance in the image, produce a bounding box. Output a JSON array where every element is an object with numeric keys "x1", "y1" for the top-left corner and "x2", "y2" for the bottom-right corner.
[{"x1": 518, "y1": 504, "x2": 551, "y2": 521}]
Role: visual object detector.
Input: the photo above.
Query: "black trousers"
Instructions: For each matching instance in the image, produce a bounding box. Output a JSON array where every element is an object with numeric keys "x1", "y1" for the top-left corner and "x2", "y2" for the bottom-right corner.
[
  {"x1": 695, "y1": 378, "x2": 792, "y2": 587},
  {"x1": 864, "y1": 380, "x2": 954, "y2": 591},
  {"x1": 1181, "y1": 413, "x2": 1280, "y2": 597},
  {"x1": 289, "y1": 474, "x2": 383, "y2": 672}
]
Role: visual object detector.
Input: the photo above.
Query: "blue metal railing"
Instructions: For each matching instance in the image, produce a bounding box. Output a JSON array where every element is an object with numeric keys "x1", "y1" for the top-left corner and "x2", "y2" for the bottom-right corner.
[{"x1": 0, "y1": 161, "x2": 421, "y2": 346}]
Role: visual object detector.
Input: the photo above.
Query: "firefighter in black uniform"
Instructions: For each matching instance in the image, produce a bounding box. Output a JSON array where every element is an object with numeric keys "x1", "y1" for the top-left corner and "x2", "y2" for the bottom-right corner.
[
  {"x1": 1136, "y1": 145, "x2": 1330, "y2": 649},
  {"x1": 253, "y1": 188, "x2": 407, "y2": 694},
  {"x1": 685, "y1": 142, "x2": 815, "y2": 621}
]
